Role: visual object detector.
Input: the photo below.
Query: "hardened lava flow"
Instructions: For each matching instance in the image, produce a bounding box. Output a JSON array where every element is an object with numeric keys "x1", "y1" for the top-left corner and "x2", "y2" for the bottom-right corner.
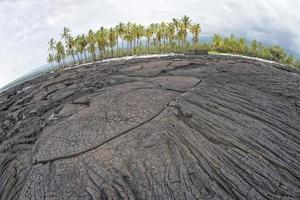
[{"x1": 0, "y1": 54, "x2": 300, "y2": 200}]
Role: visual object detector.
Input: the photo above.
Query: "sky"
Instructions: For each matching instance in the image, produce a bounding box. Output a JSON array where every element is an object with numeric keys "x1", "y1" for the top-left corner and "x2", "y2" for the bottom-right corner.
[{"x1": 0, "y1": 0, "x2": 300, "y2": 88}]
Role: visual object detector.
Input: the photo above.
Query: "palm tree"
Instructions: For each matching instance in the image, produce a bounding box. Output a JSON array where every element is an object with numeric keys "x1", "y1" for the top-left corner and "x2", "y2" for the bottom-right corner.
[
  {"x1": 60, "y1": 27, "x2": 75, "y2": 65},
  {"x1": 61, "y1": 27, "x2": 71, "y2": 43},
  {"x1": 167, "y1": 23, "x2": 175, "y2": 49},
  {"x1": 124, "y1": 22, "x2": 134, "y2": 54},
  {"x1": 238, "y1": 38, "x2": 246, "y2": 54},
  {"x1": 149, "y1": 23, "x2": 158, "y2": 47},
  {"x1": 250, "y1": 40, "x2": 258, "y2": 56},
  {"x1": 190, "y1": 23, "x2": 201, "y2": 51},
  {"x1": 232, "y1": 35, "x2": 240, "y2": 52},
  {"x1": 156, "y1": 25, "x2": 163, "y2": 51},
  {"x1": 270, "y1": 46, "x2": 286, "y2": 62},
  {"x1": 132, "y1": 24, "x2": 144, "y2": 54},
  {"x1": 66, "y1": 36, "x2": 76, "y2": 64},
  {"x1": 47, "y1": 53, "x2": 54, "y2": 66},
  {"x1": 108, "y1": 27, "x2": 117, "y2": 57},
  {"x1": 55, "y1": 41, "x2": 66, "y2": 66},
  {"x1": 177, "y1": 22, "x2": 186, "y2": 49},
  {"x1": 131, "y1": 23, "x2": 140, "y2": 52},
  {"x1": 95, "y1": 27, "x2": 108, "y2": 58},
  {"x1": 75, "y1": 34, "x2": 88, "y2": 62},
  {"x1": 212, "y1": 34, "x2": 223, "y2": 51},
  {"x1": 172, "y1": 18, "x2": 180, "y2": 48},
  {"x1": 160, "y1": 22, "x2": 168, "y2": 51},
  {"x1": 87, "y1": 29, "x2": 96, "y2": 61},
  {"x1": 181, "y1": 15, "x2": 192, "y2": 47},
  {"x1": 48, "y1": 38, "x2": 56, "y2": 55},
  {"x1": 116, "y1": 22, "x2": 125, "y2": 52}
]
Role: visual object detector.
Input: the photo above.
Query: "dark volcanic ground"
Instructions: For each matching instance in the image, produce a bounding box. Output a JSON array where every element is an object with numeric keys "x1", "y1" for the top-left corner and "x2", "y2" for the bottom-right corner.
[{"x1": 1, "y1": 54, "x2": 300, "y2": 200}]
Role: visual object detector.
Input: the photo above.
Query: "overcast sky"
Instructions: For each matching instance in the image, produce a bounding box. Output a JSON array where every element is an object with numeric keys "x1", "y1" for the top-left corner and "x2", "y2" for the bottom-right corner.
[{"x1": 0, "y1": 0, "x2": 299, "y2": 88}]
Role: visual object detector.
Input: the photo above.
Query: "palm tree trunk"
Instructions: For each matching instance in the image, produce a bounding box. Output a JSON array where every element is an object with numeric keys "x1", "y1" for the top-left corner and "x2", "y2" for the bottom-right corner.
[
  {"x1": 116, "y1": 37, "x2": 119, "y2": 56},
  {"x1": 72, "y1": 53, "x2": 76, "y2": 64}
]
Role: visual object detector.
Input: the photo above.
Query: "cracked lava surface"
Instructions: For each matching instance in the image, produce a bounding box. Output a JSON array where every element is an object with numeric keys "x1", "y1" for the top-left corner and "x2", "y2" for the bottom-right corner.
[{"x1": 1, "y1": 54, "x2": 300, "y2": 199}]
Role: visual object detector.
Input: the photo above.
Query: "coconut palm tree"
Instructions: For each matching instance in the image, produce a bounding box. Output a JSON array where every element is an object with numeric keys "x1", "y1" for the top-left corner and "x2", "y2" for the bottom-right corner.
[
  {"x1": 137, "y1": 25, "x2": 144, "y2": 48},
  {"x1": 156, "y1": 25, "x2": 163, "y2": 51},
  {"x1": 167, "y1": 23, "x2": 176, "y2": 49},
  {"x1": 131, "y1": 24, "x2": 144, "y2": 54},
  {"x1": 181, "y1": 15, "x2": 192, "y2": 47},
  {"x1": 212, "y1": 34, "x2": 223, "y2": 51},
  {"x1": 190, "y1": 23, "x2": 201, "y2": 51},
  {"x1": 250, "y1": 40, "x2": 258, "y2": 56},
  {"x1": 172, "y1": 18, "x2": 180, "y2": 48},
  {"x1": 87, "y1": 30, "x2": 96, "y2": 61},
  {"x1": 270, "y1": 46, "x2": 286, "y2": 62},
  {"x1": 145, "y1": 26, "x2": 153, "y2": 50},
  {"x1": 66, "y1": 36, "x2": 76, "y2": 64},
  {"x1": 55, "y1": 41, "x2": 66, "y2": 66},
  {"x1": 61, "y1": 27, "x2": 71, "y2": 44},
  {"x1": 160, "y1": 22, "x2": 168, "y2": 51},
  {"x1": 47, "y1": 53, "x2": 54, "y2": 66},
  {"x1": 237, "y1": 38, "x2": 246, "y2": 54},
  {"x1": 131, "y1": 23, "x2": 140, "y2": 51},
  {"x1": 48, "y1": 38, "x2": 56, "y2": 55},
  {"x1": 124, "y1": 22, "x2": 134, "y2": 54},
  {"x1": 95, "y1": 27, "x2": 108, "y2": 58},
  {"x1": 116, "y1": 23, "x2": 125, "y2": 55},
  {"x1": 108, "y1": 27, "x2": 117, "y2": 57},
  {"x1": 74, "y1": 34, "x2": 88, "y2": 62},
  {"x1": 177, "y1": 22, "x2": 186, "y2": 49},
  {"x1": 149, "y1": 23, "x2": 158, "y2": 47}
]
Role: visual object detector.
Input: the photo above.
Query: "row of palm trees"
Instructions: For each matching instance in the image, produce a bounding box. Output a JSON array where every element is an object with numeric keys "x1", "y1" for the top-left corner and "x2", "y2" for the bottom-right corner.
[
  {"x1": 210, "y1": 34, "x2": 299, "y2": 67},
  {"x1": 47, "y1": 16, "x2": 299, "y2": 69},
  {"x1": 47, "y1": 16, "x2": 202, "y2": 67}
]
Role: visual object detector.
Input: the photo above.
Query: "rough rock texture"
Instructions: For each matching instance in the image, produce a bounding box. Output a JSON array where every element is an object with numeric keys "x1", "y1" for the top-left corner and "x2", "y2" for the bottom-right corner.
[{"x1": 1, "y1": 54, "x2": 300, "y2": 200}]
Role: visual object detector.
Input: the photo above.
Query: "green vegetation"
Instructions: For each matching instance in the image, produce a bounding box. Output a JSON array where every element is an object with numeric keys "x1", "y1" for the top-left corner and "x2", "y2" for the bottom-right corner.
[
  {"x1": 209, "y1": 34, "x2": 299, "y2": 67},
  {"x1": 47, "y1": 16, "x2": 300, "y2": 69}
]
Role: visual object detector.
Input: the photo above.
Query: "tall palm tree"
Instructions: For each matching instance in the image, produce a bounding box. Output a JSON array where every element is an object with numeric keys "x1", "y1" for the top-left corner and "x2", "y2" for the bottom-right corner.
[
  {"x1": 156, "y1": 25, "x2": 163, "y2": 50},
  {"x1": 132, "y1": 24, "x2": 144, "y2": 54},
  {"x1": 190, "y1": 23, "x2": 201, "y2": 51},
  {"x1": 75, "y1": 34, "x2": 88, "y2": 62},
  {"x1": 181, "y1": 15, "x2": 192, "y2": 47},
  {"x1": 177, "y1": 22, "x2": 186, "y2": 49},
  {"x1": 149, "y1": 23, "x2": 158, "y2": 47},
  {"x1": 167, "y1": 23, "x2": 175, "y2": 49},
  {"x1": 95, "y1": 27, "x2": 108, "y2": 58},
  {"x1": 66, "y1": 36, "x2": 76, "y2": 64},
  {"x1": 124, "y1": 22, "x2": 134, "y2": 54},
  {"x1": 108, "y1": 27, "x2": 117, "y2": 57},
  {"x1": 47, "y1": 53, "x2": 54, "y2": 66},
  {"x1": 116, "y1": 22, "x2": 125, "y2": 53},
  {"x1": 131, "y1": 23, "x2": 139, "y2": 51},
  {"x1": 48, "y1": 38, "x2": 56, "y2": 55},
  {"x1": 145, "y1": 26, "x2": 153, "y2": 49},
  {"x1": 55, "y1": 41, "x2": 66, "y2": 66},
  {"x1": 160, "y1": 22, "x2": 168, "y2": 51},
  {"x1": 172, "y1": 18, "x2": 179, "y2": 48},
  {"x1": 87, "y1": 29, "x2": 96, "y2": 61},
  {"x1": 61, "y1": 27, "x2": 71, "y2": 43}
]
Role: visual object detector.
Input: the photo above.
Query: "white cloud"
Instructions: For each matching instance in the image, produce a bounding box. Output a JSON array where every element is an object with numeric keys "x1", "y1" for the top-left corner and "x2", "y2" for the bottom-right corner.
[{"x1": 0, "y1": 0, "x2": 299, "y2": 88}]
